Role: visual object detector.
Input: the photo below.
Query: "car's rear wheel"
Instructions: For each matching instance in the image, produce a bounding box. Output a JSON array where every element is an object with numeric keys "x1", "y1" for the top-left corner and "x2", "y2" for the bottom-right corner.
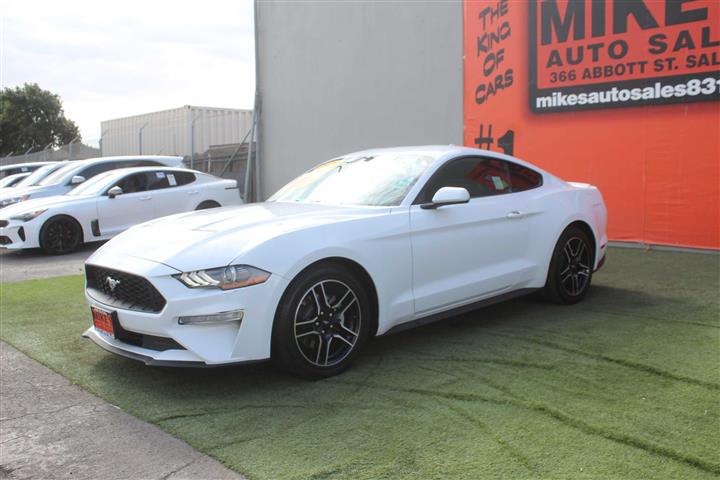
[
  {"x1": 39, "y1": 215, "x2": 83, "y2": 255},
  {"x1": 543, "y1": 226, "x2": 594, "y2": 304},
  {"x1": 272, "y1": 264, "x2": 370, "y2": 379}
]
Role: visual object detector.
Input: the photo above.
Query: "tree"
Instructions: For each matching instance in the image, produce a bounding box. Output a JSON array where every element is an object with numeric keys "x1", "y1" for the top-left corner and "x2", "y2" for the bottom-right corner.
[{"x1": 0, "y1": 83, "x2": 80, "y2": 156}]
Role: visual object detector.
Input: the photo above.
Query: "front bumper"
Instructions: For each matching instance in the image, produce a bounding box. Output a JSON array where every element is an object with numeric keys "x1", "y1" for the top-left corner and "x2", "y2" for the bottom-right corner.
[
  {"x1": 0, "y1": 219, "x2": 39, "y2": 249},
  {"x1": 83, "y1": 254, "x2": 289, "y2": 366}
]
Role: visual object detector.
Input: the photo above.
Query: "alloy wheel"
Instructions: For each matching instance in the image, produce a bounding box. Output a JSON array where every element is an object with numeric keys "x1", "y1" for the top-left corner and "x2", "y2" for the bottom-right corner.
[
  {"x1": 558, "y1": 236, "x2": 591, "y2": 296},
  {"x1": 293, "y1": 279, "x2": 362, "y2": 367},
  {"x1": 46, "y1": 218, "x2": 80, "y2": 253}
]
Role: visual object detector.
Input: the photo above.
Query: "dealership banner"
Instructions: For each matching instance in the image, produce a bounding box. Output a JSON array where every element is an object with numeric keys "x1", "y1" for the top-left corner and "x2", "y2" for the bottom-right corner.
[
  {"x1": 529, "y1": 0, "x2": 719, "y2": 112},
  {"x1": 464, "y1": 0, "x2": 719, "y2": 249}
]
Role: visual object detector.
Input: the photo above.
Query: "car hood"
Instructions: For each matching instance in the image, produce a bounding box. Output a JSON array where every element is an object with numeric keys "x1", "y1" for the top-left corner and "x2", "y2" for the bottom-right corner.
[
  {"x1": 0, "y1": 184, "x2": 64, "y2": 204},
  {"x1": 0, "y1": 194, "x2": 93, "y2": 218},
  {"x1": 91, "y1": 202, "x2": 390, "y2": 272}
]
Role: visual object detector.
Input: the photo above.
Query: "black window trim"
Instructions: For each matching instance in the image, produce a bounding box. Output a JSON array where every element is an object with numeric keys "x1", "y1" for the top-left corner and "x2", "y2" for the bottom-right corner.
[{"x1": 412, "y1": 155, "x2": 544, "y2": 205}]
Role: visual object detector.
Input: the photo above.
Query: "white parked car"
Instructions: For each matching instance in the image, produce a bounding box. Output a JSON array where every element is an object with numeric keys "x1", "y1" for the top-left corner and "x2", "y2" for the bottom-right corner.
[
  {"x1": 0, "y1": 172, "x2": 31, "y2": 189},
  {"x1": 83, "y1": 146, "x2": 608, "y2": 378},
  {"x1": 13, "y1": 161, "x2": 73, "y2": 189},
  {"x1": 0, "y1": 167, "x2": 240, "y2": 254},
  {"x1": 0, "y1": 156, "x2": 184, "y2": 209},
  {"x1": 0, "y1": 161, "x2": 53, "y2": 179}
]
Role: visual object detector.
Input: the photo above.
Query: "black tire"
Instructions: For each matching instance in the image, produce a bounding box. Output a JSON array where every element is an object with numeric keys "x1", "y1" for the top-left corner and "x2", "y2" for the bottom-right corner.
[
  {"x1": 272, "y1": 263, "x2": 371, "y2": 379},
  {"x1": 195, "y1": 200, "x2": 221, "y2": 210},
  {"x1": 39, "y1": 215, "x2": 83, "y2": 255},
  {"x1": 543, "y1": 226, "x2": 594, "y2": 305}
]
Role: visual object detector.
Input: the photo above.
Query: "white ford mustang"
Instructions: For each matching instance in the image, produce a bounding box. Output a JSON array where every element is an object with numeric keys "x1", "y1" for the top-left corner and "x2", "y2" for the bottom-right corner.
[
  {"x1": 0, "y1": 167, "x2": 241, "y2": 254},
  {"x1": 83, "y1": 146, "x2": 608, "y2": 378}
]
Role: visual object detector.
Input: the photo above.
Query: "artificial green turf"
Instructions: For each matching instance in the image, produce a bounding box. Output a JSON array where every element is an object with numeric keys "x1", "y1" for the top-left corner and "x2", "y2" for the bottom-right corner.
[{"x1": 1, "y1": 248, "x2": 718, "y2": 479}]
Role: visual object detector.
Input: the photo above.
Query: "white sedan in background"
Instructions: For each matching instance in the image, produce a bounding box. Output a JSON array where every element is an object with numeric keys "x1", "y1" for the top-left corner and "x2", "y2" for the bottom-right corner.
[
  {"x1": 0, "y1": 156, "x2": 183, "y2": 209},
  {"x1": 83, "y1": 146, "x2": 607, "y2": 378},
  {"x1": 0, "y1": 172, "x2": 31, "y2": 189},
  {"x1": 0, "y1": 161, "x2": 53, "y2": 178},
  {"x1": 0, "y1": 167, "x2": 240, "y2": 254}
]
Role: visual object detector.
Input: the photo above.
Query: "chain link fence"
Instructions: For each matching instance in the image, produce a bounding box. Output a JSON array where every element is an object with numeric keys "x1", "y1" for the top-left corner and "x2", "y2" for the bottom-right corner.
[{"x1": 0, "y1": 142, "x2": 100, "y2": 167}]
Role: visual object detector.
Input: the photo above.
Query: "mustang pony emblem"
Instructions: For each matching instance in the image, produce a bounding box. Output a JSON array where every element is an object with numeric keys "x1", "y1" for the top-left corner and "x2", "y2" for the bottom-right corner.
[{"x1": 106, "y1": 276, "x2": 121, "y2": 292}]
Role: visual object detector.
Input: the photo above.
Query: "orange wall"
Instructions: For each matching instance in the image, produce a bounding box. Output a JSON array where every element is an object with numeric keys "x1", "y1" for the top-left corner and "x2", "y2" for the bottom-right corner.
[{"x1": 464, "y1": 0, "x2": 719, "y2": 249}]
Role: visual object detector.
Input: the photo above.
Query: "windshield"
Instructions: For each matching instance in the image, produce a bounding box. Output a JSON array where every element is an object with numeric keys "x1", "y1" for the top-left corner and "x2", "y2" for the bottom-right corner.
[
  {"x1": 67, "y1": 171, "x2": 117, "y2": 196},
  {"x1": 268, "y1": 154, "x2": 433, "y2": 206},
  {"x1": 0, "y1": 174, "x2": 27, "y2": 188},
  {"x1": 17, "y1": 163, "x2": 66, "y2": 187},
  {"x1": 37, "y1": 162, "x2": 80, "y2": 186}
]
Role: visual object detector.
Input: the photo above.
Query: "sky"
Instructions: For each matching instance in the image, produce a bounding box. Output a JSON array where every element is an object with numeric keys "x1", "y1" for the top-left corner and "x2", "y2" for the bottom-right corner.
[{"x1": 1, "y1": 0, "x2": 255, "y2": 147}]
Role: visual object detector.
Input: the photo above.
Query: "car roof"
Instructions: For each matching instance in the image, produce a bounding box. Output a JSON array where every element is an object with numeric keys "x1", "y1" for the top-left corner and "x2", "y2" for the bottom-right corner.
[
  {"x1": 0, "y1": 161, "x2": 54, "y2": 171},
  {"x1": 67, "y1": 155, "x2": 183, "y2": 165},
  {"x1": 92, "y1": 166, "x2": 204, "y2": 178},
  {"x1": 341, "y1": 145, "x2": 551, "y2": 173}
]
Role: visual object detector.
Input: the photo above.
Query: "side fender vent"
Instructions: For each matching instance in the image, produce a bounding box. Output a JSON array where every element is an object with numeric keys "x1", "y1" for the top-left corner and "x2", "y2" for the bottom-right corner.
[{"x1": 91, "y1": 219, "x2": 101, "y2": 237}]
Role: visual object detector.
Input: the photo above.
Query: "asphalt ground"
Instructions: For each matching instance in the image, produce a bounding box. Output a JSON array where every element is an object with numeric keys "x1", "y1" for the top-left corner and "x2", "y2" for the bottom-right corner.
[
  {"x1": 0, "y1": 243, "x2": 99, "y2": 283},
  {"x1": 0, "y1": 342, "x2": 244, "y2": 480}
]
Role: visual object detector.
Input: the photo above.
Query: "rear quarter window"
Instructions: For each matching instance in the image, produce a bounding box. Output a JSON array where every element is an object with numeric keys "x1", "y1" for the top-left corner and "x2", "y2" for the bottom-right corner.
[
  {"x1": 508, "y1": 163, "x2": 542, "y2": 192},
  {"x1": 173, "y1": 171, "x2": 196, "y2": 186}
]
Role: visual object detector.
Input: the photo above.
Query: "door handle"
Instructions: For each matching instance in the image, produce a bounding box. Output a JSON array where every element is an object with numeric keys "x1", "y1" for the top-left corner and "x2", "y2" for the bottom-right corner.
[
  {"x1": 187, "y1": 190, "x2": 199, "y2": 195},
  {"x1": 140, "y1": 196, "x2": 152, "y2": 201},
  {"x1": 506, "y1": 211, "x2": 524, "y2": 219}
]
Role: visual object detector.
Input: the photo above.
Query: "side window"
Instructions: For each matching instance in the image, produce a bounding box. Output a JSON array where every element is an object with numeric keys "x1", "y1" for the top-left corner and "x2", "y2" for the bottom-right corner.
[
  {"x1": 173, "y1": 172, "x2": 196, "y2": 186},
  {"x1": 147, "y1": 171, "x2": 171, "y2": 190},
  {"x1": 113, "y1": 172, "x2": 149, "y2": 194},
  {"x1": 420, "y1": 157, "x2": 511, "y2": 202},
  {"x1": 508, "y1": 163, "x2": 542, "y2": 192}
]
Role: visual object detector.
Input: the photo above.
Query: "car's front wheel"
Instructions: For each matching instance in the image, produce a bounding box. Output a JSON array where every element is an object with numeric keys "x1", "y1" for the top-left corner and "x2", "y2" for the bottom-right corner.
[
  {"x1": 39, "y1": 215, "x2": 83, "y2": 255},
  {"x1": 543, "y1": 225, "x2": 594, "y2": 304},
  {"x1": 272, "y1": 263, "x2": 370, "y2": 379}
]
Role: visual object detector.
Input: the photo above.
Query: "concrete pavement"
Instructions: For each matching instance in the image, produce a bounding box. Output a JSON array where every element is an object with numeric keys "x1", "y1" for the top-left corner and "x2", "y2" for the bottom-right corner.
[
  {"x1": 1, "y1": 245, "x2": 246, "y2": 479},
  {"x1": 0, "y1": 341, "x2": 244, "y2": 480}
]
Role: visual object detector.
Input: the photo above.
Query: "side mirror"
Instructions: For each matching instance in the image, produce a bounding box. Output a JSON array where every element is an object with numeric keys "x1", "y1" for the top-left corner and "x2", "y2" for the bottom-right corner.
[
  {"x1": 421, "y1": 187, "x2": 470, "y2": 210},
  {"x1": 107, "y1": 186, "x2": 123, "y2": 198},
  {"x1": 70, "y1": 175, "x2": 86, "y2": 185}
]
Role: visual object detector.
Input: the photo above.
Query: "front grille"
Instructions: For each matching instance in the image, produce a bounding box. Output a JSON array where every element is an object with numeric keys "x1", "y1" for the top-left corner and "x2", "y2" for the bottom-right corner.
[
  {"x1": 0, "y1": 220, "x2": 8, "y2": 228},
  {"x1": 0, "y1": 236, "x2": 11, "y2": 245},
  {"x1": 86, "y1": 265, "x2": 166, "y2": 313}
]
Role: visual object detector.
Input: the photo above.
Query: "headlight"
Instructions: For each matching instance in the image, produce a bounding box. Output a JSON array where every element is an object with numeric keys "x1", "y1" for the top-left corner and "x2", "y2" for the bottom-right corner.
[
  {"x1": 10, "y1": 209, "x2": 47, "y2": 221},
  {"x1": 175, "y1": 265, "x2": 270, "y2": 290},
  {"x1": 0, "y1": 195, "x2": 29, "y2": 208}
]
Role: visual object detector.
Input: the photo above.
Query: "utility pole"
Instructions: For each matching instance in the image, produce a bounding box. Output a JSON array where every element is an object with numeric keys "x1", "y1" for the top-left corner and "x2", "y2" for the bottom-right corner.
[
  {"x1": 190, "y1": 113, "x2": 201, "y2": 169},
  {"x1": 138, "y1": 123, "x2": 148, "y2": 155},
  {"x1": 99, "y1": 130, "x2": 109, "y2": 156},
  {"x1": 42, "y1": 142, "x2": 53, "y2": 161},
  {"x1": 68, "y1": 136, "x2": 79, "y2": 159}
]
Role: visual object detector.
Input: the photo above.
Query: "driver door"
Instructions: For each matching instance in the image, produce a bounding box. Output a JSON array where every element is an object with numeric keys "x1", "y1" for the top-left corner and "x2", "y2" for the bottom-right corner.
[
  {"x1": 410, "y1": 156, "x2": 531, "y2": 315},
  {"x1": 97, "y1": 172, "x2": 155, "y2": 236}
]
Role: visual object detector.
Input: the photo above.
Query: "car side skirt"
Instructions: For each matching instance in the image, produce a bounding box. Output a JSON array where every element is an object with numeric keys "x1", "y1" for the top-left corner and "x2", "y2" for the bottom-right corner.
[{"x1": 381, "y1": 288, "x2": 539, "y2": 336}]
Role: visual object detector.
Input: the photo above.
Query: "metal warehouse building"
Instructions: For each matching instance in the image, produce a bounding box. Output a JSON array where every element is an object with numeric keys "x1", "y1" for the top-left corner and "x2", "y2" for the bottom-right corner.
[{"x1": 100, "y1": 105, "x2": 253, "y2": 159}]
